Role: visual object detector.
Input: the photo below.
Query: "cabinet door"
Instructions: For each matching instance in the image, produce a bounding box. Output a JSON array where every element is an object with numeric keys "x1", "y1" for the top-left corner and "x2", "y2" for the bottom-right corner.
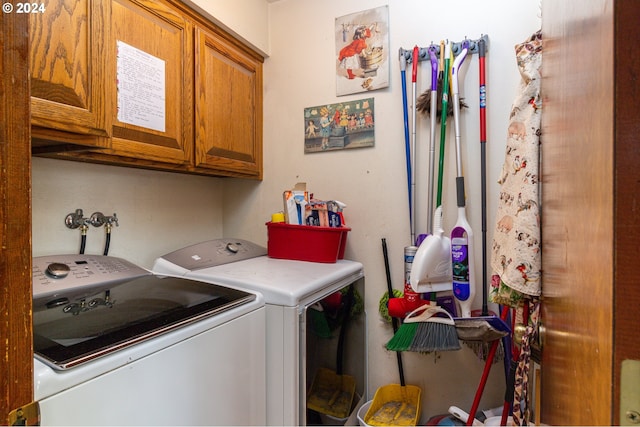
[
  {"x1": 108, "y1": 0, "x2": 193, "y2": 165},
  {"x1": 194, "y1": 27, "x2": 263, "y2": 179},
  {"x1": 30, "y1": 0, "x2": 110, "y2": 141}
]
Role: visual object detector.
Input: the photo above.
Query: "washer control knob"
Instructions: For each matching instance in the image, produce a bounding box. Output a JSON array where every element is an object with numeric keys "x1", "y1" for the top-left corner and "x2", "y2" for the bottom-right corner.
[
  {"x1": 45, "y1": 262, "x2": 71, "y2": 279},
  {"x1": 226, "y1": 242, "x2": 239, "y2": 254}
]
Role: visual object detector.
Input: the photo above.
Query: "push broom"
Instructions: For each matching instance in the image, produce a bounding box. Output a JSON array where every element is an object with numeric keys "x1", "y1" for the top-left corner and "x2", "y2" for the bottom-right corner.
[{"x1": 385, "y1": 305, "x2": 460, "y2": 353}]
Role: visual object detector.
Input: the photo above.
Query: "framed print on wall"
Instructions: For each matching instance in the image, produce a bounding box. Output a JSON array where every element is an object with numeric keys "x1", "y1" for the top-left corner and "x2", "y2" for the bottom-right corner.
[
  {"x1": 304, "y1": 98, "x2": 375, "y2": 153},
  {"x1": 335, "y1": 5, "x2": 389, "y2": 96}
]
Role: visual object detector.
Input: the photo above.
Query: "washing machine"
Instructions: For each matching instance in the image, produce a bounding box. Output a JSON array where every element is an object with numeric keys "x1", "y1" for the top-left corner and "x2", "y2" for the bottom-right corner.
[
  {"x1": 152, "y1": 238, "x2": 367, "y2": 426},
  {"x1": 32, "y1": 254, "x2": 266, "y2": 426}
]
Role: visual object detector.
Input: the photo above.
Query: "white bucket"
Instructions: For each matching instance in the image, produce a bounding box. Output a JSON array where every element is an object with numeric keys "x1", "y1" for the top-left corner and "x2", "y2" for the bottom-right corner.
[
  {"x1": 484, "y1": 416, "x2": 517, "y2": 426},
  {"x1": 319, "y1": 412, "x2": 349, "y2": 426},
  {"x1": 318, "y1": 393, "x2": 363, "y2": 425},
  {"x1": 357, "y1": 400, "x2": 373, "y2": 426}
]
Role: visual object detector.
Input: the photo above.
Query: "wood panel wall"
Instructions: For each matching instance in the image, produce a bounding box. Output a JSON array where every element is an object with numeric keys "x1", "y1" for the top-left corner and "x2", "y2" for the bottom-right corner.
[{"x1": 0, "y1": 10, "x2": 33, "y2": 423}]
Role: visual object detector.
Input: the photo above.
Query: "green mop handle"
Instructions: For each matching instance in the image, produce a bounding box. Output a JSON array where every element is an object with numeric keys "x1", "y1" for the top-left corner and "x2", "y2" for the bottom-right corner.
[{"x1": 437, "y1": 41, "x2": 451, "y2": 207}]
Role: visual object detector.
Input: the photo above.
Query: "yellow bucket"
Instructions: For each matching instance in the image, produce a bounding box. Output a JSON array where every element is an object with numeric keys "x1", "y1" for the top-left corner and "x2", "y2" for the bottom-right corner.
[{"x1": 364, "y1": 384, "x2": 421, "y2": 426}]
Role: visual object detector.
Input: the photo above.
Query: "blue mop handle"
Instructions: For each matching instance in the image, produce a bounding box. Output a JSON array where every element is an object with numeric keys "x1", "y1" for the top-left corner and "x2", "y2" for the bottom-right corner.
[{"x1": 400, "y1": 51, "x2": 412, "y2": 221}]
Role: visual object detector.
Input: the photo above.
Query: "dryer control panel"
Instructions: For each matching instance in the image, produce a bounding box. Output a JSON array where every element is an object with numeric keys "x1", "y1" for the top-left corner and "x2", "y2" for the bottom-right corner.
[{"x1": 156, "y1": 238, "x2": 267, "y2": 272}]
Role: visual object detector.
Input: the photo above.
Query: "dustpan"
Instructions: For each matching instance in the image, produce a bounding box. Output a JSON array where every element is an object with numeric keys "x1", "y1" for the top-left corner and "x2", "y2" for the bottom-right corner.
[
  {"x1": 306, "y1": 367, "x2": 356, "y2": 418},
  {"x1": 364, "y1": 384, "x2": 421, "y2": 426},
  {"x1": 454, "y1": 315, "x2": 510, "y2": 342},
  {"x1": 307, "y1": 284, "x2": 356, "y2": 418},
  {"x1": 409, "y1": 206, "x2": 452, "y2": 293}
]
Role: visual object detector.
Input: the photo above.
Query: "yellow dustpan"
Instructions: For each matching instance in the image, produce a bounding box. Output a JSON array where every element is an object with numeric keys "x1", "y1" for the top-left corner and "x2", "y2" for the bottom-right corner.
[
  {"x1": 307, "y1": 285, "x2": 356, "y2": 418},
  {"x1": 306, "y1": 367, "x2": 356, "y2": 418},
  {"x1": 365, "y1": 384, "x2": 422, "y2": 426}
]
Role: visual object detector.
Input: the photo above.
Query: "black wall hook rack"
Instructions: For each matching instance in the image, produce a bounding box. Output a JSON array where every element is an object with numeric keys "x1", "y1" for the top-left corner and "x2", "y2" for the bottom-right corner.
[{"x1": 399, "y1": 34, "x2": 489, "y2": 63}]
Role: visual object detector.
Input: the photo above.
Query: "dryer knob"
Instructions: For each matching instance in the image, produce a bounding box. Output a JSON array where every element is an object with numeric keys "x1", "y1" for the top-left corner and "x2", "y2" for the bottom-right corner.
[
  {"x1": 45, "y1": 262, "x2": 71, "y2": 279},
  {"x1": 226, "y1": 242, "x2": 239, "y2": 253}
]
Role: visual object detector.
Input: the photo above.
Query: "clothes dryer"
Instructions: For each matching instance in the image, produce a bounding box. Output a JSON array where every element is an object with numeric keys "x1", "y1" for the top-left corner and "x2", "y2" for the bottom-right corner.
[{"x1": 153, "y1": 238, "x2": 366, "y2": 425}]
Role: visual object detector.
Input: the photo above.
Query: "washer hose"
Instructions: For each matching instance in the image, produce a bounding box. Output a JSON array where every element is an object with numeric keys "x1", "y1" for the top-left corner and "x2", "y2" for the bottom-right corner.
[
  {"x1": 79, "y1": 224, "x2": 88, "y2": 254},
  {"x1": 103, "y1": 223, "x2": 112, "y2": 256}
]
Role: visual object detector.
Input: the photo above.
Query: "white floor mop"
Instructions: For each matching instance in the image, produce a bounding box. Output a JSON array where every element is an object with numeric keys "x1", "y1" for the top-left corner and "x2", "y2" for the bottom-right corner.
[{"x1": 450, "y1": 41, "x2": 475, "y2": 318}]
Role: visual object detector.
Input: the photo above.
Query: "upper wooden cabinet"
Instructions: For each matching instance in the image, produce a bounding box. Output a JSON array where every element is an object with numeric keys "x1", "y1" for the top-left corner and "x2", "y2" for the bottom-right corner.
[
  {"x1": 31, "y1": 0, "x2": 264, "y2": 179},
  {"x1": 30, "y1": 0, "x2": 110, "y2": 147},
  {"x1": 107, "y1": 0, "x2": 193, "y2": 166},
  {"x1": 194, "y1": 27, "x2": 263, "y2": 179}
]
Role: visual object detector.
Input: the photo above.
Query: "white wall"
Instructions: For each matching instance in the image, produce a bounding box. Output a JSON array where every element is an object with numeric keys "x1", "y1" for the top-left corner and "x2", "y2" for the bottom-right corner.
[
  {"x1": 221, "y1": 0, "x2": 541, "y2": 420},
  {"x1": 32, "y1": 158, "x2": 225, "y2": 268},
  {"x1": 181, "y1": 0, "x2": 270, "y2": 55}
]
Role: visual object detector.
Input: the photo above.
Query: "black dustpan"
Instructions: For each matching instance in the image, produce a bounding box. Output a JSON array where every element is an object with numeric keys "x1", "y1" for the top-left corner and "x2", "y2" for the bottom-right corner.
[{"x1": 454, "y1": 315, "x2": 510, "y2": 342}]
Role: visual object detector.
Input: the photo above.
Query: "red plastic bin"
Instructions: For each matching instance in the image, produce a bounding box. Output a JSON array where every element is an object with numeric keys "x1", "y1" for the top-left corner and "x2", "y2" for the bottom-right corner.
[{"x1": 266, "y1": 221, "x2": 350, "y2": 263}]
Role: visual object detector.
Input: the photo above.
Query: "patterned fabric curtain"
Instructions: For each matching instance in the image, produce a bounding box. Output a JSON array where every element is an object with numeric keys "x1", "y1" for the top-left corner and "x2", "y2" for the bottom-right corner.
[
  {"x1": 490, "y1": 30, "x2": 543, "y2": 426},
  {"x1": 490, "y1": 30, "x2": 542, "y2": 307}
]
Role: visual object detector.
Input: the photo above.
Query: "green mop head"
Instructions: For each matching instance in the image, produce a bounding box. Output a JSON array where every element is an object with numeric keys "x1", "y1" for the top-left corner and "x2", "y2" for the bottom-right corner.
[{"x1": 378, "y1": 289, "x2": 403, "y2": 323}]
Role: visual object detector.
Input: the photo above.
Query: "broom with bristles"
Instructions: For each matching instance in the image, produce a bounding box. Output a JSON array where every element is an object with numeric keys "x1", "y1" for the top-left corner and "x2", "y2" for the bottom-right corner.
[{"x1": 386, "y1": 305, "x2": 461, "y2": 353}]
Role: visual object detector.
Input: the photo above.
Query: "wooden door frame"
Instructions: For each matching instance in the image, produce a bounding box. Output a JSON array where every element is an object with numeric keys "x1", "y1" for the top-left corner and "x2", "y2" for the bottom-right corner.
[
  {"x1": 613, "y1": 2, "x2": 640, "y2": 424},
  {"x1": 540, "y1": 0, "x2": 614, "y2": 422},
  {"x1": 0, "y1": 10, "x2": 33, "y2": 423},
  {"x1": 541, "y1": 0, "x2": 640, "y2": 424}
]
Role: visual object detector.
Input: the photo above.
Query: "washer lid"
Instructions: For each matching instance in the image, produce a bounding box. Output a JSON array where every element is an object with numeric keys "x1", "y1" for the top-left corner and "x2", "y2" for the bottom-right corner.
[
  {"x1": 180, "y1": 256, "x2": 364, "y2": 307},
  {"x1": 33, "y1": 275, "x2": 256, "y2": 370}
]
